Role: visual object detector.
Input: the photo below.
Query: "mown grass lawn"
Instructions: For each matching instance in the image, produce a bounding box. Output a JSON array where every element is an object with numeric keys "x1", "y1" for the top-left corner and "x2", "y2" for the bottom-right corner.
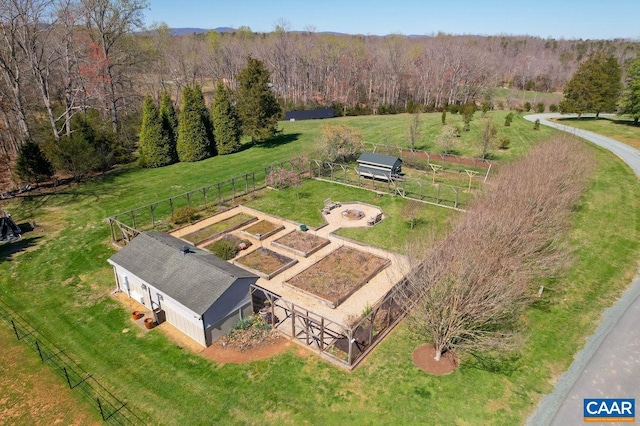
[
  {"x1": 1, "y1": 113, "x2": 638, "y2": 425},
  {"x1": 0, "y1": 326, "x2": 102, "y2": 425},
  {"x1": 557, "y1": 116, "x2": 640, "y2": 149}
]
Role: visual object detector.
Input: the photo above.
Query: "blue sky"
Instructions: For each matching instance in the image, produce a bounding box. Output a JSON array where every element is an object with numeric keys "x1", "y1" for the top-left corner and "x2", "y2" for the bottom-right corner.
[{"x1": 144, "y1": 0, "x2": 640, "y2": 40}]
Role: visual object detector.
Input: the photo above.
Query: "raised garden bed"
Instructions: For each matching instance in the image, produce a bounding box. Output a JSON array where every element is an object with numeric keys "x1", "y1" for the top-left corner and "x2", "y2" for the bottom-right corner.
[
  {"x1": 240, "y1": 219, "x2": 285, "y2": 240},
  {"x1": 284, "y1": 246, "x2": 390, "y2": 308},
  {"x1": 235, "y1": 247, "x2": 297, "y2": 280},
  {"x1": 202, "y1": 234, "x2": 252, "y2": 260},
  {"x1": 181, "y1": 213, "x2": 256, "y2": 245},
  {"x1": 272, "y1": 230, "x2": 331, "y2": 257}
]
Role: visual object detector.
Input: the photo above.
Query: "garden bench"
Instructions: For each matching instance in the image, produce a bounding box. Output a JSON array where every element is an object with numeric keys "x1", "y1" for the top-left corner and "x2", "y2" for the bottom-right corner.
[
  {"x1": 367, "y1": 212, "x2": 383, "y2": 226},
  {"x1": 323, "y1": 198, "x2": 341, "y2": 214}
]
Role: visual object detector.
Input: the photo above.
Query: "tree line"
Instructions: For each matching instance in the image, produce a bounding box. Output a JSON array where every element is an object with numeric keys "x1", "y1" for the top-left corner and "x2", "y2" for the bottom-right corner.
[{"x1": 3, "y1": 0, "x2": 640, "y2": 186}]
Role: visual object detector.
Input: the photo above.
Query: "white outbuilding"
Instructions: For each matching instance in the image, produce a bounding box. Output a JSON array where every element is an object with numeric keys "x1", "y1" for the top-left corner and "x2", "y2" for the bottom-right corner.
[{"x1": 108, "y1": 232, "x2": 258, "y2": 346}]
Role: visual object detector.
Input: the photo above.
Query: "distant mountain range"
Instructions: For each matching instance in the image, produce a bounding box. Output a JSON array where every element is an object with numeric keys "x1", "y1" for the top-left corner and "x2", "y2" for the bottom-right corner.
[
  {"x1": 171, "y1": 27, "x2": 232, "y2": 35},
  {"x1": 169, "y1": 27, "x2": 405, "y2": 37}
]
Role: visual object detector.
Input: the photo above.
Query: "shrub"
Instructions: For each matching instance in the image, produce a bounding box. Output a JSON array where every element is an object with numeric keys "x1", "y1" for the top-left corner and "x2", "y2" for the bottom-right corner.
[
  {"x1": 533, "y1": 119, "x2": 540, "y2": 130},
  {"x1": 536, "y1": 102, "x2": 545, "y2": 113},
  {"x1": 499, "y1": 136, "x2": 511, "y2": 149},
  {"x1": 171, "y1": 205, "x2": 199, "y2": 224},
  {"x1": 233, "y1": 317, "x2": 254, "y2": 331},
  {"x1": 208, "y1": 238, "x2": 238, "y2": 260},
  {"x1": 504, "y1": 112, "x2": 514, "y2": 127},
  {"x1": 549, "y1": 104, "x2": 558, "y2": 112},
  {"x1": 524, "y1": 102, "x2": 531, "y2": 112},
  {"x1": 441, "y1": 110, "x2": 447, "y2": 125},
  {"x1": 318, "y1": 124, "x2": 363, "y2": 162},
  {"x1": 266, "y1": 167, "x2": 301, "y2": 189}
]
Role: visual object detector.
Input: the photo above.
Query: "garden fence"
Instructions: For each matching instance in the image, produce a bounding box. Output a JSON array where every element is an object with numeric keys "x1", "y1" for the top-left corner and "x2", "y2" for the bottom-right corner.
[
  {"x1": 0, "y1": 298, "x2": 146, "y2": 425},
  {"x1": 363, "y1": 141, "x2": 494, "y2": 181},
  {"x1": 107, "y1": 158, "x2": 308, "y2": 246},
  {"x1": 107, "y1": 153, "x2": 485, "y2": 246},
  {"x1": 309, "y1": 159, "x2": 474, "y2": 209}
]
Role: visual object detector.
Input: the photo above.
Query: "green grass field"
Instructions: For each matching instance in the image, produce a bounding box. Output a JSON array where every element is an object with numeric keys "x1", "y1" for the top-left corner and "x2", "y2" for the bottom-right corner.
[
  {"x1": 558, "y1": 116, "x2": 640, "y2": 149},
  {"x1": 1, "y1": 112, "x2": 639, "y2": 425}
]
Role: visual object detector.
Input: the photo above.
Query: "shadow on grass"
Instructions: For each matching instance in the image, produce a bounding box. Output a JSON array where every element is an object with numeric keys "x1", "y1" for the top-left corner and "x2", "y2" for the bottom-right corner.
[
  {"x1": 258, "y1": 132, "x2": 301, "y2": 149},
  {"x1": 530, "y1": 297, "x2": 553, "y2": 313},
  {"x1": 0, "y1": 235, "x2": 42, "y2": 262},
  {"x1": 465, "y1": 351, "x2": 522, "y2": 376}
]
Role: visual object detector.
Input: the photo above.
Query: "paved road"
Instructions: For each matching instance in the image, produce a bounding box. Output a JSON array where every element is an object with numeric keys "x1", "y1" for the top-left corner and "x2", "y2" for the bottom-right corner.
[{"x1": 524, "y1": 113, "x2": 640, "y2": 425}]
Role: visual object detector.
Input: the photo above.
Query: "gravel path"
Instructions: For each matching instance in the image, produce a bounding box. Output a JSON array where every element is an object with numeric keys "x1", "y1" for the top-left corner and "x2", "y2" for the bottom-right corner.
[
  {"x1": 525, "y1": 113, "x2": 640, "y2": 425},
  {"x1": 171, "y1": 203, "x2": 408, "y2": 326}
]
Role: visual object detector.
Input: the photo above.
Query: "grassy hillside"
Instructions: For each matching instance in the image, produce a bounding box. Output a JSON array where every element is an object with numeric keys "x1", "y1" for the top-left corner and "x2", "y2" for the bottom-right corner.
[{"x1": 1, "y1": 113, "x2": 638, "y2": 424}]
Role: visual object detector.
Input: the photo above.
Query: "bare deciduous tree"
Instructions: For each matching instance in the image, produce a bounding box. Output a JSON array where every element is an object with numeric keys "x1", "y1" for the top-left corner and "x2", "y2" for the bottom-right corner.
[
  {"x1": 407, "y1": 112, "x2": 421, "y2": 151},
  {"x1": 318, "y1": 124, "x2": 363, "y2": 163},
  {"x1": 401, "y1": 136, "x2": 595, "y2": 362},
  {"x1": 479, "y1": 116, "x2": 497, "y2": 159},
  {"x1": 80, "y1": 0, "x2": 148, "y2": 133},
  {"x1": 437, "y1": 124, "x2": 458, "y2": 155}
]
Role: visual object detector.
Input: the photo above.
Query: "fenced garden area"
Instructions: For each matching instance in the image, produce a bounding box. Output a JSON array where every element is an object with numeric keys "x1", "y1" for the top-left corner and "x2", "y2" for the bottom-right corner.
[
  {"x1": 3, "y1": 113, "x2": 640, "y2": 424},
  {"x1": 107, "y1": 150, "x2": 488, "y2": 246}
]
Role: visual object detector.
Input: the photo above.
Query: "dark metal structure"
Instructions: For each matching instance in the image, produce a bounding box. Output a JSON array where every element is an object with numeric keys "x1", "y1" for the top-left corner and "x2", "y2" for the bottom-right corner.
[{"x1": 0, "y1": 211, "x2": 21, "y2": 243}]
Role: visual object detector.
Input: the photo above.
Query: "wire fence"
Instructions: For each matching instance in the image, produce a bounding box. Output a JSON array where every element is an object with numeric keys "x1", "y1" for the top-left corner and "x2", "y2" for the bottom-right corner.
[
  {"x1": 309, "y1": 159, "x2": 474, "y2": 209},
  {"x1": 106, "y1": 152, "x2": 488, "y2": 246},
  {"x1": 0, "y1": 298, "x2": 146, "y2": 425},
  {"x1": 107, "y1": 158, "x2": 309, "y2": 246},
  {"x1": 363, "y1": 141, "x2": 495, "y2": 179}
]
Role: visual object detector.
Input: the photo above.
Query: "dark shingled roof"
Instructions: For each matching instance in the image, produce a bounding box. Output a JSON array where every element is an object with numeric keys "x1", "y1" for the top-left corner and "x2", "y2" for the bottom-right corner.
[
  {"x1": 357, "y1": 153, "x2": 402, "y2": 168},
  {"x1": 108, "y1": 232, "x2": 257, "y2": 315},
  {"x1": 284, "y1": 108, "x2": 334, "y2": 120}
]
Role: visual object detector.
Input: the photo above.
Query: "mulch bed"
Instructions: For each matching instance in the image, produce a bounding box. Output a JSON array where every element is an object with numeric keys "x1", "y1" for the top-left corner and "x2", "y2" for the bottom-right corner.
[
  {"x1": 273, "y1": 231, "x2": 330, "y2": 255},
  {"x1": 235, "y1": 247, "x2": 294, "y2": 275},
  {"x1": 412, "y1": 343, "x2": 459, "y2": 375},
  {"x1": 182, "y1": 213, "x2": 255, "y2": 244}
]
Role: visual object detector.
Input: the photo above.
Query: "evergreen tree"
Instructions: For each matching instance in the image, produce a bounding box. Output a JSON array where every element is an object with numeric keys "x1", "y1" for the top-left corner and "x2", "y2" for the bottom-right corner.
[
  {"x1": 211, "y1": 82, "x2": 242, "y2": 155},
  {"x1": 460, "y1": 102, "x2": 476, "y2": 131},
  {"x1": 45, "y1": 117, "x2": 102, "y2": 181},
  {"x1": 159, "y1": 91, "x2": 179, "y2": 161},
  {"x1": 236, "y1": 57, "x2": 281, "y2": 143},
  {"x1": 620, "y1": 56, "x2": 640, "y2": 124},
  {"x1": 177, "y1": 85, "x2": 214, "y2": 162},
  {"x1": 14, "y1": 141, "x2": 55, "y2": 183},
  {"x1": 560, "y1": 52, "x2": 622, "y2": 118},
  {"x1": 138, "y1": 95, "x2": 174, "y2": 167}
]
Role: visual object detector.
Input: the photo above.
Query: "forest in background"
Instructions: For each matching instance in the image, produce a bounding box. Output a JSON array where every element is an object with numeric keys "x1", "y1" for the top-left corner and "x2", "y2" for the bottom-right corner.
[{"x1": 2, "y1": 0, "x2": 640, "y2": 185}]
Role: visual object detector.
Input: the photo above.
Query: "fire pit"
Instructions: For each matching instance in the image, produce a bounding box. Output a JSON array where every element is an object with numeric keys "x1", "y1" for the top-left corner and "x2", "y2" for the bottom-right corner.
[{"x1": 341, "y1": 209, "x2": 365, "y2": 220}]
